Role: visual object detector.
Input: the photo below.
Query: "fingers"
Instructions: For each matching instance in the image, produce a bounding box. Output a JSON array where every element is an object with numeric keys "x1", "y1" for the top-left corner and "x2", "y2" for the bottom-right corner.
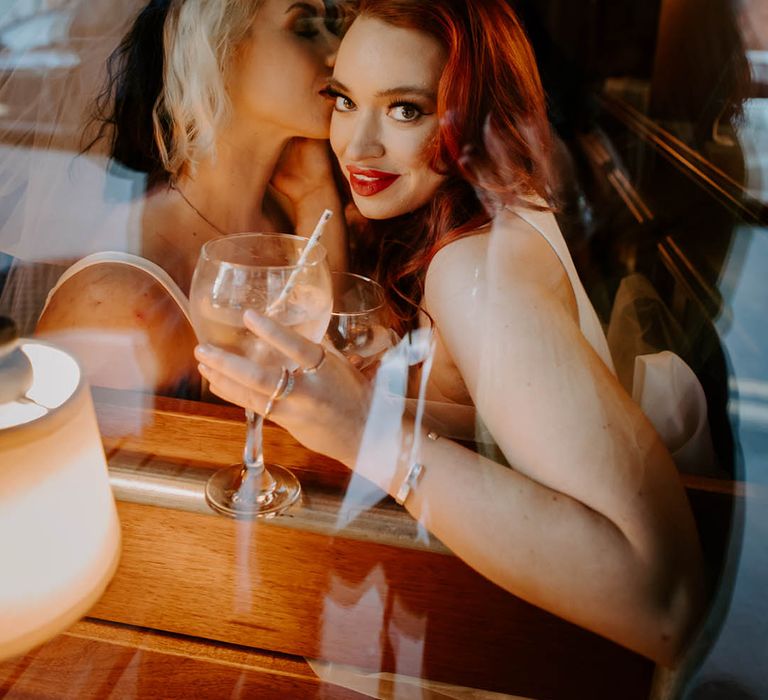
[
  {"x1": 243, "y1": 310, "x2": 322, "y2": 370},
  {"x1": 197, "y1": 362, "x2": 270, "y2": 415},
  {"x1": 347, "y1": 353, "x2": 364, "y2": 369},
  {"x1": 195, "y1": 344, "x2": 282, "y2": 396},
  {"x1": 195, "y1": 308, "x2": 332, "y2": 418}
]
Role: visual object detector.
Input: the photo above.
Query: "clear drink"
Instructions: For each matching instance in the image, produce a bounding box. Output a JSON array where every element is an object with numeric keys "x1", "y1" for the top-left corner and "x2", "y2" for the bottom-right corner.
[
  {"x1": 273, "y1": 284, "x2": 333, "y2": 343},
  {"x1": 188, "y1": 232, "x2": 332, "y2": 518},
  {"x1": 192, "y1": 284, "x2": 331, "y2": 362},
  {"x1": 326, "y1": 271, "x2": 397, "y2": 370}
]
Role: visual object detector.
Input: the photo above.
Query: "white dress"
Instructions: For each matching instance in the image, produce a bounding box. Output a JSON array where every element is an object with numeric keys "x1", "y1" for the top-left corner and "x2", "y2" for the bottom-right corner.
[{"x1": 414, "y1": 205, "x2": 717, "y2": 475}]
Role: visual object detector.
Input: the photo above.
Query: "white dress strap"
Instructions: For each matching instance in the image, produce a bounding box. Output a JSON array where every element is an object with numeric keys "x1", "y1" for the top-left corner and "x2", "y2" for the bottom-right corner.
[
  {"x1": 42, "y1": 251, "x2": 192, "y2": 326},
  {"x1": 512, "y1": 206, "x2": 616, "y2": 373},
  {"x1": 511, "y1": 207, "x2": 718, "y2": 473}
]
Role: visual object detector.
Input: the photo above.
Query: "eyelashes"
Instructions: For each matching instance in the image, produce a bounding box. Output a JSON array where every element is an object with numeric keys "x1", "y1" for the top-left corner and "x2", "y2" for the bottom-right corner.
[
  {"x1": 322, "y1": 88, "x2": 355, "y2": 112},
  {"x1": 322, "y1": 89, "x2": 433, "y2": 123},
  {"x1": 288, "y1": 2, "x2": 346, "y2": 40},
  {"x1": 388, "y1": 102, "x2": 426, "y2": 122},
  {"x1": 293, "y1": 17, "x2": 320, "y2": 39}
]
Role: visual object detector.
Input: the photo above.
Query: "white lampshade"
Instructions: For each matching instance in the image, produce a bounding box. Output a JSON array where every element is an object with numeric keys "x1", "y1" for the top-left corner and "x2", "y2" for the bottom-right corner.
[{"x1": 0, "y1": 340, "x2": 121, "y2": 660}]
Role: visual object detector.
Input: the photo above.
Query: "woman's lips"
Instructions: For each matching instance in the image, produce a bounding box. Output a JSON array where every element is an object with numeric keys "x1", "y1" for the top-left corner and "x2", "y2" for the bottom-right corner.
[{"x1": 346, "y1": 165, "x2": 400, "y2": 197}]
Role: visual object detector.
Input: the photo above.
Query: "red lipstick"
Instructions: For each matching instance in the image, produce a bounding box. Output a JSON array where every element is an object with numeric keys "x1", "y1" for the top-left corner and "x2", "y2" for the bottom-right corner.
[{"x1": 346, "y1": 165, "x2": 400, "y2": 197}]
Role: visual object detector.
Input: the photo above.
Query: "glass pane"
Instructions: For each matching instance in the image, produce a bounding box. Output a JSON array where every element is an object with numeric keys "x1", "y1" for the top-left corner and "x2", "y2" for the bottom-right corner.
[{"x1": 1, "y1": 1, "x2": 765, "y2": 698}]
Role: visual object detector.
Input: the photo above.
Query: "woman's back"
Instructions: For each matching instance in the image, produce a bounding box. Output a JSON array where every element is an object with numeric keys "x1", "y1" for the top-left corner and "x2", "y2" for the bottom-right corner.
[
  {"x1": 420, "y1": 205, "x2": 610, "y2": 411},
  {"x1": 423, "y1": 204, "x2": 714, "y2": 473},
  {"x1": 36, "y1": 253, "x2": 199, "y2": 397}
]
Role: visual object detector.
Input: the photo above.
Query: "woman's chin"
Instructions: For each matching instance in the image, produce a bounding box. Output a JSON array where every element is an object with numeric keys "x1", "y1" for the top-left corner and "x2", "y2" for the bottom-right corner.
[
  {"x1": 298, "y1": 106, "x2": 334, "y2": 140},
  {"x1": 354, "y1": 208, "x2": 398, "y2": 221},
  {"x1": 350, "y1": 184, "x2": 442, "y2": 221},
  {"x1": 299, "y1": 124, "x2": 331, "y2": 140},
  {"x1": 351, "y1": 197, "x2": 405, "y2": 221}
]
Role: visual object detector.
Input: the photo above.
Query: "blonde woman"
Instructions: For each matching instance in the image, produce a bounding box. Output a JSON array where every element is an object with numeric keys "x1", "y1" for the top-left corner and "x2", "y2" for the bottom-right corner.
[{"x1": 34, "y1": 0, "x2": 347, "y2": 395}]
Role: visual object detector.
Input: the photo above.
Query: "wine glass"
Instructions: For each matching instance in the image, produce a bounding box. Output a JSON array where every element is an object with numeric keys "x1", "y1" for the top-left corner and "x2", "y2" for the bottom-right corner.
[
  {"x1": 189, "y1": 233, "x2": 332, "y2": 518},
  {"x1": 326, "y1": 272, "x2": 398, "y2": 370}
]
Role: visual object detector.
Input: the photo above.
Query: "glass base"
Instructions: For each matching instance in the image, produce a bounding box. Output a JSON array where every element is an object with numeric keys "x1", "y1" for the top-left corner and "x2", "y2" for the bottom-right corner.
[{"x1": 205, "y1": 463, "x2": 301, "y2": 519}]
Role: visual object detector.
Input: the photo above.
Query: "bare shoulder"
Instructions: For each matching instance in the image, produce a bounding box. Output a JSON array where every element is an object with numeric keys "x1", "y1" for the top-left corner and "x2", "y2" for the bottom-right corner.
[
  {"x1": 424, "y1": 226, "x2": 490, "y2": 308},
  {"x1": 38, "y1": 262, "x2": 180, "y2": 329},
  {"x1": 425, "y1": 209, "x2": 577, "y2": 321},
  {"x1": 36, "y1": 263, "x2": 198, "y2": 395}
]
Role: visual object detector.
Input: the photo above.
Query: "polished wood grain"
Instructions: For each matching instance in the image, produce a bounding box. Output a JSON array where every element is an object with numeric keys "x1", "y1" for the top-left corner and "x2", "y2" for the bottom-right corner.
[
  {"x1": 84, "y1": 389, "x2": 657, "y2": 700},
  {"x1": 94, "y1": 387, "x2": 352, "y2": 492},
  {"x1": 7, "y1": 389, "x2": 737, "y2": 699},
  {"x1": 86, "y1": 499, "x2": 652, "y2": 700},
  {"x1": 0, "y1": 620, "x2": 366, "y2": 699}
]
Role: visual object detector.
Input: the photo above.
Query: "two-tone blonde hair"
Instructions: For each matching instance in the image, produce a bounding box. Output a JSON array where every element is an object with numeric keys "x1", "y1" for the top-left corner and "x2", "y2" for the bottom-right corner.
[
  {"x1": 89, "y1": 0, "x2": 262, "y2": 188},
  {"x1": 156, "y1": 0, "x2": 262, "y2": 178}
]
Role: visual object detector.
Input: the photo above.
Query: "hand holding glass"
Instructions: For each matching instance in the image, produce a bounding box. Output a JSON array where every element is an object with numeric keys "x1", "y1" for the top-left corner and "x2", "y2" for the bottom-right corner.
[{"x1": 190, "y1": 233, "x2": 332, "y2": 518}]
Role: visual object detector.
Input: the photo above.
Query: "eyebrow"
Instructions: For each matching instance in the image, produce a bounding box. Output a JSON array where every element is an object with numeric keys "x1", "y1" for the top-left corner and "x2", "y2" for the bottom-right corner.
[
  {"x1": 285, "y1": 2, "x2": 321, "y2": 15},
  {"x1": 328, "y1": 79, "x2": 437, "y2": 101}
]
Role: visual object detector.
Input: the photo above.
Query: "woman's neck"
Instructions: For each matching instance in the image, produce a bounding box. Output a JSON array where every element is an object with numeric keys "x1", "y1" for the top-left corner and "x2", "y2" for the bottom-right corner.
[{"x1": 175, "y1": 123, "x2": 290, "y2": 234}]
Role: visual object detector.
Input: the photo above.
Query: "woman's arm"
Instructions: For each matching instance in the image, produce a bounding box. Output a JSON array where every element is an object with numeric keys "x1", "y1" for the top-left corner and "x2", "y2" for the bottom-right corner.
[{"x1": 410, "y1": 212, "x2": 705, "y2": 663}]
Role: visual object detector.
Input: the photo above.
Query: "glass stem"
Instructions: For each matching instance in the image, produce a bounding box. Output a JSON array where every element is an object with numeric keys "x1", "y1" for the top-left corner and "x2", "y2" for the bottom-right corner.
[{"x1": 242, "y1": 410, "x2": 276, "y2": 493}]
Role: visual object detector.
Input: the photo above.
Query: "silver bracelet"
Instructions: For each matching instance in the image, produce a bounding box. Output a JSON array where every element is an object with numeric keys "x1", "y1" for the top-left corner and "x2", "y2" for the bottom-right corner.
[
  {"x1": 395, "y1": 462, "x2": 424, "y2": 506},
  {"x1": 395, "y1": 430, "x2": 438, "y2": 506}
]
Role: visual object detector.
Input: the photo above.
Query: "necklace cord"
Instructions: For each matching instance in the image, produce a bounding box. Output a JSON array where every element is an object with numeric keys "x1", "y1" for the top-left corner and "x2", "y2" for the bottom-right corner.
[{"x1": 171, "y1": 182, "x2": 227, "y2": 236}]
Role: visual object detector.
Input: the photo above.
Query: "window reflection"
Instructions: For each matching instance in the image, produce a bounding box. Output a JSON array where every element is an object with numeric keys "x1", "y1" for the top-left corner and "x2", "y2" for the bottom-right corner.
[{"x1": 0, "y1": 1, "x2": 766, "y2": 698}]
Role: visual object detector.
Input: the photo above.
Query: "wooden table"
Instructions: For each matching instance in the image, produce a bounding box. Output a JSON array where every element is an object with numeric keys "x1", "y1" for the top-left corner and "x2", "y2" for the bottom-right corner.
[{"x1": 0, "y1": 389, "x2": 740, "y2": 699}]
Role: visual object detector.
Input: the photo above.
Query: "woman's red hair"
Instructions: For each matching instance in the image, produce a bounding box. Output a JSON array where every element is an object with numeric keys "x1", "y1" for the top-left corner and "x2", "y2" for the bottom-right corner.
[{"x1": 352, "y1": 0, "x2": 553, "y2": 332}]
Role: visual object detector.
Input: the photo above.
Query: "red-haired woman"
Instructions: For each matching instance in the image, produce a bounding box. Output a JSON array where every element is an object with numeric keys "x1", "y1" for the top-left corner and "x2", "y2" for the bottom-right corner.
[{"x1": 195, "y1": 0, "x2": 705, "y2": 663}]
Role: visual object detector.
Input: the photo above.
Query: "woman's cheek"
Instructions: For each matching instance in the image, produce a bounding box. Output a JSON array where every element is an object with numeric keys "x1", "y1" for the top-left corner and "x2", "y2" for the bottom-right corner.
[{"x1": 329, "y1": 120, "x2": 349, "y2": 159}]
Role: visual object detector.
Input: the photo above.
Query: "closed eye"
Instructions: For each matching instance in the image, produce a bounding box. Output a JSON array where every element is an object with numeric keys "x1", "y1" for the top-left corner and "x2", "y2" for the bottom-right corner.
[
  {"x1": 293, "y1": 16, "x2": 320, "y2": 38},
  {"x1": 287, "y1": 2, "x2": 323, "y2": 39}
]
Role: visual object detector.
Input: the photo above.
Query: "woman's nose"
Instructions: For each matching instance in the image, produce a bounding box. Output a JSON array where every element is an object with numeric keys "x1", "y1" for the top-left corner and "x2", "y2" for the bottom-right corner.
[
  {"x1": 324, "y1": 33, "x2": 340, "y2": 69},
  {"x1": 345, "y1": 113, "x2": 385, "y2": 160}
]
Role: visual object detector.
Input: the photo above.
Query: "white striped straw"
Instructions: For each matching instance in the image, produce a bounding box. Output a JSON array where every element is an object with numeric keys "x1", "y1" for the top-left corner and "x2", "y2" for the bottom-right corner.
[{"x1": 265, "y1": 208, "x2": 333, "y2": 316}]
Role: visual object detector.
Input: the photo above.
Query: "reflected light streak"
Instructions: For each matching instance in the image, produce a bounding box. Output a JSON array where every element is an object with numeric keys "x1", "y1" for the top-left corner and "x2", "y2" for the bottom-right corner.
[{"x1": 108, "y1": 474, "x2": 205, "y2": 503}]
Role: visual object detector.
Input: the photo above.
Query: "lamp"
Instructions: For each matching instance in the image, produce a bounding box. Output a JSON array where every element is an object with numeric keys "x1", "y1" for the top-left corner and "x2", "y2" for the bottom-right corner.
[{"x1": 0, "y1": 317, "x2": 121, "y2": 660}]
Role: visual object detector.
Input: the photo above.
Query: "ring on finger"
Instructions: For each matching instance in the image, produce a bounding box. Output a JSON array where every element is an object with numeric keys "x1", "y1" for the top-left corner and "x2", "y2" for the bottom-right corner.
[
  {"x1": 264, "y1": 367, "x2": 293, "y2": 418},
  {"x1": 300, "y1": 346, "x2": 327, "y2": 375}
]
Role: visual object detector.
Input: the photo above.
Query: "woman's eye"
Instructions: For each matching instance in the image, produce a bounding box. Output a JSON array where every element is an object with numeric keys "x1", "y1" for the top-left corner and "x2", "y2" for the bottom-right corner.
[
  {"x1": 334, "y1": 95, "x2": 355, "y2": 112},
  {"x1": 389, "y1": 104, "x2": 422, "y2": 122},
  {"x1": 294, "y1": 17, "x2": 320, "y2": 38}
]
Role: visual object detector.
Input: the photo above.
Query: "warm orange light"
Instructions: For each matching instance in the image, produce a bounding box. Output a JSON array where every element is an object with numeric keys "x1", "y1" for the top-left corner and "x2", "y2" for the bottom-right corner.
[{"x1": 0, "y1": 341, "x2": 121, "y2": 660}]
